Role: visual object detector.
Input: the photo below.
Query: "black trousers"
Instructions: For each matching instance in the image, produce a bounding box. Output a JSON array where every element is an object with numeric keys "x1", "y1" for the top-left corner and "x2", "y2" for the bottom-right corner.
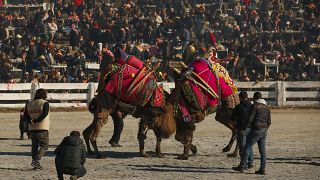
[
  {"x1": 109, "y1": 111, "x2": 124, "y2": 144},
  {"x1": 30, "y1": 130, "x2": 49, "y2": 161},
  {"x1": 55, "y1": 158, "x2": 87, "y2": 180}
]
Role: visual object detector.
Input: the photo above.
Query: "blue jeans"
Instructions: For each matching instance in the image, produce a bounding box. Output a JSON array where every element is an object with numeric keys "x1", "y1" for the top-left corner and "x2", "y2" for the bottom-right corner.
[
  {"x1": 237, "y1": 128, "x2": 253, "y2": 166},
  {"x1": 240, "y1": 128, "x2": 267, "y2": 170}
]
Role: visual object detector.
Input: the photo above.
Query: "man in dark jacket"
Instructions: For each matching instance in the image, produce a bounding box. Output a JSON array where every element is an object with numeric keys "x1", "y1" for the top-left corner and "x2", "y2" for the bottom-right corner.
[
  {"x1": 233, "y1": 92, "x2": 271, "y2": 175},
  {"x1": 231, "y1": 91, "x2": 253, "y2": 168},
  {"x1": 54, "y1": 131, "x2": 87, "y2": 180}
]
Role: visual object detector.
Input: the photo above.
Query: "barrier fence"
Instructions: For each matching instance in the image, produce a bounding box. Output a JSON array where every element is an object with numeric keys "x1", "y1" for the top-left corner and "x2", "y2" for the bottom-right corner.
[{"x1": 0, "y1": 81, "x2": 319, "y2": 108}]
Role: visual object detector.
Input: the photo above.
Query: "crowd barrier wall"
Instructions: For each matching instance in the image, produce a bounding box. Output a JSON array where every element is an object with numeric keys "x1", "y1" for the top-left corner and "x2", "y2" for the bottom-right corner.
[{"x1": 0, "y1": 81, "x2": 319, "y2": 108}]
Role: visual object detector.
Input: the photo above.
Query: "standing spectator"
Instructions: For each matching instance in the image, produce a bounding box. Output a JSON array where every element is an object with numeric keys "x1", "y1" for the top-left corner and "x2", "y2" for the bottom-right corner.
[
  {"x1": 182, "y1": 26, "x2": 190, "y2": 53},
  {"x1": 70, "y1": 24, "x2": 80, "y2": 51},
  {"x1": 54, "y1": 131, "x2": 87, "y2": 180},
  {"x1": 233, "y1": 92, "x2": 271, "y2": 175},
  {"x1": 231, "y1": 91, "x2": 254, "y2": 169},
  {"x1": 48, "y1": 18, "x2": 58, "y2": 42},
  {"x1": 24, "y1": 89, "x2": 51, "y2": 170},
  {"x1": 233, "y1": 1, "x2": 242, "y2": 24},
  {"x1": 108, "y1": 111, "x2": 124, "y2": 147}
]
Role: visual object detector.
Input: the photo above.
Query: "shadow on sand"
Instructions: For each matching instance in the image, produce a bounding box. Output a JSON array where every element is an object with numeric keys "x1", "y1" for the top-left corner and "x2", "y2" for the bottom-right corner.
[
  {"x1": 0, "y1": 137, "x2": 22, "y2": 141},
  {"x1": 269, "y1": 157, "x2": 320, "y2": 167},
  {"x1": 0, "y1": 151, "x2": 55, "y2": 157},
  {"x1": 86, "y1": 150, "x2": 141, "y2": 159},
  {"x1": 126, "y1": 164, "x2": 237, "y2": 173}
]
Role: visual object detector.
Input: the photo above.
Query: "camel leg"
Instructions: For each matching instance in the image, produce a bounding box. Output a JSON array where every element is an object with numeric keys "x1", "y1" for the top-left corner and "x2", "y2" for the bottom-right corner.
[
  {"x1": 227, "y1": 141, "x2": 239, "y2": 158},
  {"x1": 87, "y1": 111, "x2": 108, "y2": 159},
  {"x1": 82, "y1": 123, "x2": 95, "y2": 155},
  {"x1": 175, "y1": 121, "x2": 195, "y2": 160},
  {"x1": 154, "y1": 129, "x2": 164, "y2": 158},
  {"x1": 177, "y1": 141, "x2": 192, "y2": 160},
  {"x1": 89, "y1": 138, "x2": 105, "y2": 159},
  {"x1": 176, "y1": 130, "x2": 194, "y2": 160},
  {"x1": 222, "y1": 122, "x2": 237, "y2": 153},
  {"x1": 190, "y1": 144, "x2": 197, "y2": 155},
  {"x1": 138, "y1": 120, "x2": 150, "y2": 157}
]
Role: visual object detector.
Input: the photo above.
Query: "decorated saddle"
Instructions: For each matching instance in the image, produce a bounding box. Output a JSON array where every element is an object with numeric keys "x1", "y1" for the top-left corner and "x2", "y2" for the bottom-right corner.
[
  {"x1": 174, "y1": 59, "x2": 237, "y2": 122},
  {"x1": 105, "y1": 50, "x2": 164, "y2": 108}
]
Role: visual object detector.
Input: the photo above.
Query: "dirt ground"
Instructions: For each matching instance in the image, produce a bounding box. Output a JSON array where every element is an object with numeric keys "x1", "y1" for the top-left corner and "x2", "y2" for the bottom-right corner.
[{"x1": 0, "y1": 109, "x2": 319, "y2": 180}]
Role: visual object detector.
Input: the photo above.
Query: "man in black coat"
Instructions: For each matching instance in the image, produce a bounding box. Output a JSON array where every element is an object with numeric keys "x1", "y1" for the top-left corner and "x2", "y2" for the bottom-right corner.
[
  {"x1": 54, "y1": 131, "x2": 86, "y2": 180},
  {"x1": 70, "y1": 24, "x2": 80, "y2": 50},
  {"x1": 231, "y1": 91, "x2": 254, "y2": 169},
  {"x1": 233, "y1": 92, "x2": 271, "y2": 175}
]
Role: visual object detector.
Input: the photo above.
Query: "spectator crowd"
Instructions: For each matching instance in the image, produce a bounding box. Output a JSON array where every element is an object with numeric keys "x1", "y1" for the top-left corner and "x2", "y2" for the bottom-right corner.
[{"x1": 0, "y1": 0, "x2": 319, "y2": 84}]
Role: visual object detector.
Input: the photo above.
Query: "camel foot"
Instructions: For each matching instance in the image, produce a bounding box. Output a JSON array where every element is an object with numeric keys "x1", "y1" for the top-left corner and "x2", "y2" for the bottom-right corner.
[
  {"x1": 156, "y1": 153, "x2": 165, "y2": 158},
  {"x1": 177, "y1": 154, "x2": 189, "y2": 160},
  {"x1": 140, "y1": 152, "x2": 150, "y2": 158},
  {"x1": 227, "y1": 153, "x2": 237, "y2": 158},
  {"x1": 191, "y1": 146, "x2": 197, "y2": 155},
  {"x1": 223, "y1": 146, "x2": 231, "y2": 152}
]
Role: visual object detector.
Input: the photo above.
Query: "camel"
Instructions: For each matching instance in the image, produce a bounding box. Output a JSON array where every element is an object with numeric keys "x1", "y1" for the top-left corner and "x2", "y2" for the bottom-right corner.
[
  {"x1": 82, "y1": 89, "x2": 177, "y2": 158},
  {"x1": 137, "y1": 85, "x2": 239, "y2": 160},
  {"x1": 170, "y1": 59, "x2": 240, "y2": 160},
  {"x1": 137, "y1": 93, "x2": 176, "y2": 157},
  {"x1": 82, "y1": 48, "x2": 176, "y2": 158}
]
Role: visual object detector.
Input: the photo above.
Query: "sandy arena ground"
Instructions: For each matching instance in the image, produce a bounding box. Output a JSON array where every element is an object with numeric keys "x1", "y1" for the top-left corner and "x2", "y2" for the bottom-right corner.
[{"x1": 0, "y1": 109, "x2": 319, "y2": 180}]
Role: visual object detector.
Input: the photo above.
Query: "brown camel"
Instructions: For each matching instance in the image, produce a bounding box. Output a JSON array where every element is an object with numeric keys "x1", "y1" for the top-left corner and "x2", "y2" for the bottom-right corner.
[
  {"x1": 171, "y1": 84, "x2": 239, "y2": 160},
  {"x1": 137, "y1": 96, "x2": 176, "y2": 157},
  {"x1": 82, "y1": 88, "x2": 177, "y2": 158}
]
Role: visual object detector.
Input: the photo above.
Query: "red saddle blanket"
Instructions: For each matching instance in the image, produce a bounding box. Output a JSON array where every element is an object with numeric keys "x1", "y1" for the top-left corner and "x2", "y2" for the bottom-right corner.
[
  {"x1": 190, "y1": 59, "x2": 233, "y2": 105},
  {"x1": 177, "y1": 59, "x2": 234, "y2": 122},
  {"x1": 105, "y1": 61, "x2": 163, "y2": 107}
]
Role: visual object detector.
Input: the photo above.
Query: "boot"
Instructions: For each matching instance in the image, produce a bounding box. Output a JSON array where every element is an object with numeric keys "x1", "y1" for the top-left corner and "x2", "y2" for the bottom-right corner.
[
  {"x1": 232, "y1": 165, "x2": 244, "y2": 173},
  {"x1": 31, "y1": 160, "x2": 37, "y2": 167},
  {"x1": 32, "y1": 160, "x2": 43, "y2": 170},
  {"x1": 109, "y1": 140, "x2": 122, "y2": 147},
  {"x1": 255, "y1": 169, "x2": 266, "y2": 175},
  {"x1": 247, "y1": 163, "x2": 254, "y2": 169}
]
